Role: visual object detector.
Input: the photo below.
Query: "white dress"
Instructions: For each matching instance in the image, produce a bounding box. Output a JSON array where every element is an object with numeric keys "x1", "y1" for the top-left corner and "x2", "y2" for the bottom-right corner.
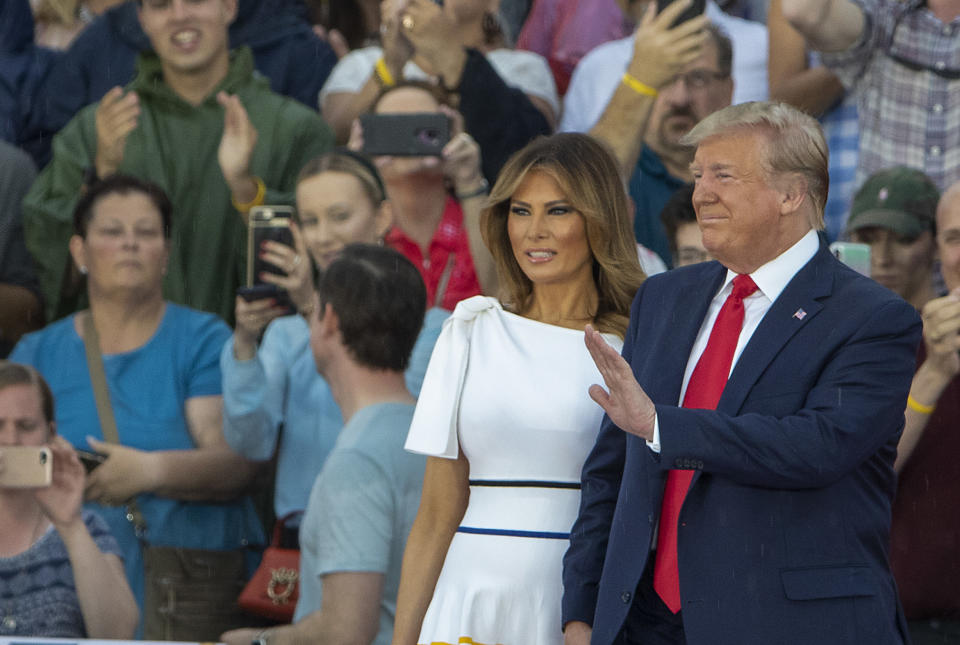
[{"x1": 406, "y1": 296, "x2": 622, "y2": 645}]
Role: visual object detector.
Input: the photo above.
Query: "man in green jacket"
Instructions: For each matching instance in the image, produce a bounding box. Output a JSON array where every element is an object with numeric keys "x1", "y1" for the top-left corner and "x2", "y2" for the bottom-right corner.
[{"x1": 23, "y1": 0, "x2": 333, "y2": 323}]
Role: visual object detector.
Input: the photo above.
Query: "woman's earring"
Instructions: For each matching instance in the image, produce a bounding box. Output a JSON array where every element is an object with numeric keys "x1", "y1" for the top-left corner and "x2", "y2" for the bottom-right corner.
[{"x1": 79, "y1": 265, "x2": 88, "y2": 275}]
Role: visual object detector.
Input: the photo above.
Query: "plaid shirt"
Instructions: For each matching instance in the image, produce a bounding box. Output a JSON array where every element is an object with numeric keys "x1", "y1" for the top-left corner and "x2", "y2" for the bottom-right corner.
[
  {"x1": 821, "y1": 0, "x2": 960, "y2": 192},
  {"x1": 821, "y1": 93, "x2": 859, "y2": 241}
]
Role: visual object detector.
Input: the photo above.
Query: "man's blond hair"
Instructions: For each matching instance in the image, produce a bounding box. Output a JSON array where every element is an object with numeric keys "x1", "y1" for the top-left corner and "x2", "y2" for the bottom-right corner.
[{"x1": 681, "y1": 101, "x2": 829, "y2": 229}]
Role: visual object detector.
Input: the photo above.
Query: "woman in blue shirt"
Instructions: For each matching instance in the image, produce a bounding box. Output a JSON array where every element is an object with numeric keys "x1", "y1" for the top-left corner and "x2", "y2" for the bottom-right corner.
[
  {"x1": 11, "y1": 175, "x2": 264, "y2": 639},
  {"x1": 221, "y1": 150, "x2": 447, "y2": 521}
]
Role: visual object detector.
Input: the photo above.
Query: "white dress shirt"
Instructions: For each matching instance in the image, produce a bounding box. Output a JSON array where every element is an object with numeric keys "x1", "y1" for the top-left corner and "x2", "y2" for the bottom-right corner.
[
  {"x1": 648, "y1": 229, "x2": 820, "y2": 451},
  {"x1": 559, "y1": 1, "x2": 770, "y2": 134}
]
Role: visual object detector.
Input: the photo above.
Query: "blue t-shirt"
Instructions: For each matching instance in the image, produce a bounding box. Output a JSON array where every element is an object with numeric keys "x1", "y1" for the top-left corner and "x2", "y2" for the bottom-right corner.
[
  {"x1": 10, "y1": 303, "x2": 265, "y2": 617},
  {"x1": 221, "y1": 307, "x2": 447, "y2": 517},
  {"x1": 295, "y1": 402, "x2": 425, "y2": 645}
]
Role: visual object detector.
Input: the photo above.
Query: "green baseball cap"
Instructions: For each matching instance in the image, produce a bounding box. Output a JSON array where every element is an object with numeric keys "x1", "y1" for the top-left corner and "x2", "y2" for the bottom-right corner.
[{"x1": 846, "y1": 167, "x2": 940, "y2": 239}]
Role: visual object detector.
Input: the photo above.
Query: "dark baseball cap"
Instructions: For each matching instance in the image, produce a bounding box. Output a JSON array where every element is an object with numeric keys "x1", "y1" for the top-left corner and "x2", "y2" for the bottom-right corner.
[{"x1": 846, "y1": 167, "x2": 940, "y2": 239}]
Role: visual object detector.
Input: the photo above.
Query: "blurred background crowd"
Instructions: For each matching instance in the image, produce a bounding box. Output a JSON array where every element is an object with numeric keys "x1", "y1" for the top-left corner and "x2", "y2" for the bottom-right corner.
[{"x1": 1, "y1": 0, "x2": 959, "y2": 642}]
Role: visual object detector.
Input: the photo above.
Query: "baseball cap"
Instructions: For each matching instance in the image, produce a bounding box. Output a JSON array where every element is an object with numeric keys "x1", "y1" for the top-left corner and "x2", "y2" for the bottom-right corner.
[{"x1": 846, "y1": 167, "x2": 940, "y2": 239}]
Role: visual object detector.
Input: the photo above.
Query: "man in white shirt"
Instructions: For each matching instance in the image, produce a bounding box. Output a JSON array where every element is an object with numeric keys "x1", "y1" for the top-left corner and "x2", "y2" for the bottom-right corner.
[
  {"x1": 560, "y1": 0, "x2": 767, "y2": 135},
  {"x1": 563, "y1": 101, "x2": 921, "y2": 645},
  {"x1": 560, "y1": 3, "x2": 740, "y2": 265}
]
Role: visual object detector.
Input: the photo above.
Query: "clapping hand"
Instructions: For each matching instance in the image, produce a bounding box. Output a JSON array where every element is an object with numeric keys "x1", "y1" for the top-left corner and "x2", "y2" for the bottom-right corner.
[
  {"x1": 380, "y1": 0, "x2": 414, "y2": 80},
  {"x1": 217, "y1": 92, "x2": 260, "y2": 203},
  {"x1": 399, "y1": 0, "x2": 466, "y2": 87},
  {"x1": 920, "y1": 287, "x2": 960, "y2": 379},
  {"x1": 94, "y1": 87, "x2": 140, "y2": 179}
]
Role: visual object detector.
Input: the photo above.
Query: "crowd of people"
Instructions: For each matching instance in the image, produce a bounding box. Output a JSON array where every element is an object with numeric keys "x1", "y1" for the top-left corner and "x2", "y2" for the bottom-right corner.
[{"x1": 1, "y1": 0, "x2": 960, "y2": 643}]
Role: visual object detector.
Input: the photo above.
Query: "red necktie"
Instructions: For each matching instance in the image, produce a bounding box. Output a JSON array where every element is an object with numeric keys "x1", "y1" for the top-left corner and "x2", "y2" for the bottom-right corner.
[{"x1": 653, "y1": 274, "x2": 759, "y2": 613}]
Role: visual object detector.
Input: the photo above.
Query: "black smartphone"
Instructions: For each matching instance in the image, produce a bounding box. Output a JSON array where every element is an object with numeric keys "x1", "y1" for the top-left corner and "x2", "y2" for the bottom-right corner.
[
  {"x1": 656, "y1": 0, "x2": 707, "y2": 26},
  {"x1": 237, "y1": 284, "x2": 282, "y2": 302},
  {"x1": 76, "y1": 449, "x2": 107, "y2": 474},
  {"x1": 245, "y1": 206, "x2": 296, "y2": 312},
  {"x1": 360, "y1": 113, "x2": 450, "y2": 156}
]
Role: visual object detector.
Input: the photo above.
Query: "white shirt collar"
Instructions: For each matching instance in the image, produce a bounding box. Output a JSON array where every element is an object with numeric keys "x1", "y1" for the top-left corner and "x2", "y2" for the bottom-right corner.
[{"x1": 719, "y1": 229, "x2": 820, "y2": 303}]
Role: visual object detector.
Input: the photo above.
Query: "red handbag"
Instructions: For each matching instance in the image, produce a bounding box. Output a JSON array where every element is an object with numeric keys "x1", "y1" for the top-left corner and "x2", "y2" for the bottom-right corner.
[{"x1": 239, "y1": 514, "x2": 301, "y2": 622}]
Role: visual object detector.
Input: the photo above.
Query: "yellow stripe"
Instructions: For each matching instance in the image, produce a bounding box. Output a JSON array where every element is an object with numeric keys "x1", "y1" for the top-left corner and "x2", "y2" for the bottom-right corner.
[{"x1": 421, "y1": 638, "x2": 505, "y2": 645}]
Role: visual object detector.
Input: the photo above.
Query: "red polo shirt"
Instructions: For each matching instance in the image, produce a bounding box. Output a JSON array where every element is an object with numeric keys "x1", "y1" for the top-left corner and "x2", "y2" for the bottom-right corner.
[{"x1": 385, "y1": 196, "x2": 482, "y2": 311}]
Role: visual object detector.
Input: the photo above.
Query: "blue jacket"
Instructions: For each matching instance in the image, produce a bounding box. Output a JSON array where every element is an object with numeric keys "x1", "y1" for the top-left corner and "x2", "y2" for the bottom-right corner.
[
  {"x1": 0, "y1": 0, "x2": 56, "y2": 151},
  {"x1": 24, "y1": 0, "x2": 335, "y2": 165},
  {"x1": 563, "y1": 240, "x2": 921, "y2": 644}
]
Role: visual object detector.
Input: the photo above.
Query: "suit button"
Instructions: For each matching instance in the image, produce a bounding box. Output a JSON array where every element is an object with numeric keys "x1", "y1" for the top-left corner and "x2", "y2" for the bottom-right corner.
[{"x1": 621, "y1": 591, "x2": 632, "y2": 604}]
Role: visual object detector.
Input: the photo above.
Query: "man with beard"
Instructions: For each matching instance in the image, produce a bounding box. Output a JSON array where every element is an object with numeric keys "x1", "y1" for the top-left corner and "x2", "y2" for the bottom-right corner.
[{"x1": 573, "y1": 7, "x2": 733, "y2": 266}]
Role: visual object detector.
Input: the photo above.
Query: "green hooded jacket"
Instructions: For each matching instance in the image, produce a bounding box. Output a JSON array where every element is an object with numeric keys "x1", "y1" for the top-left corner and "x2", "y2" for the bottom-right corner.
[{"x1": 23, "y1": 46, "x2": 333, "y2": 323}]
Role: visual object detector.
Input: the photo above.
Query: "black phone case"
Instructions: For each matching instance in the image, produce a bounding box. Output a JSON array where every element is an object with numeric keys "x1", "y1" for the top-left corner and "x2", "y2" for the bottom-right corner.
[
  {"x1": 655, "y1": 0, "x2": 707, "y2": 26},
  {"x1": 360, "y1": 113, "x2": 451, "y2": 156}
]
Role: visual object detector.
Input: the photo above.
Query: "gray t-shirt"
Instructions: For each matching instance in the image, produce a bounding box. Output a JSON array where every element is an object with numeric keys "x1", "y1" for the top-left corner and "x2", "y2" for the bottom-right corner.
[
  {"x1": 0, "y1": 509, "x2": 122, "y2": 636},
  {"x1": 295, "y1": 402, "x2": 425, "y2": 645}
]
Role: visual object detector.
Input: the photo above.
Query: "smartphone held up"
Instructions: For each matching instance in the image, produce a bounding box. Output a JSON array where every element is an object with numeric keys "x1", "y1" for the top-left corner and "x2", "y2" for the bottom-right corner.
[
  {"x1": 360, "y1": 113, "x2": 451, "y2": 157},
  {"x1": 239, "y1": 205, "x2": 297, "y2": 313},
  {"x1": 0, "y1": 445, "x2": 53, "y2": 488}
]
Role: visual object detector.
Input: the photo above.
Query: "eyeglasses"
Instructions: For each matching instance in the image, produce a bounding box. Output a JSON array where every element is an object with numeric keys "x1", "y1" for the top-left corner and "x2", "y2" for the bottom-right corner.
[
  {"x1": 676, "y1": 247, "x2": 712, "y2": 266},
  {"x1": 664, "y1": 69, "x2": 729, "y2": 91}
]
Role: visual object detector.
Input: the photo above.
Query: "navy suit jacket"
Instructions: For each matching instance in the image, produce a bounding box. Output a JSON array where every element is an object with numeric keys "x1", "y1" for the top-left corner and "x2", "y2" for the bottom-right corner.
[{"x1": 562, "y1": 241, "x2": 922, "y2": 645}]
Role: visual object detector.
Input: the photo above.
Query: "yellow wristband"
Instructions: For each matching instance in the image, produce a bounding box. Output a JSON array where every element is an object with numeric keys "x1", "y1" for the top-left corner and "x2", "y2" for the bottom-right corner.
[
  {"x1": 907, "y1": 394, "x2": 935, "y2": 415},
  {"x1": 231, "y1": 176, "x2": 266, "y2": 213},
  {"x1": 621, "y1": 72, "x2": 658, "y2": 97},
  {"x1": 375, "y1": 57, "x2": 396, "y2": 88}
]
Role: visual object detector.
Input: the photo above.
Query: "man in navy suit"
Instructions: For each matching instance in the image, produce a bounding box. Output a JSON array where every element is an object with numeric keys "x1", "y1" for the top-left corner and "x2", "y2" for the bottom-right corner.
[{"x1": 562, "y1": 101, "x2": 922, "y2": 645}]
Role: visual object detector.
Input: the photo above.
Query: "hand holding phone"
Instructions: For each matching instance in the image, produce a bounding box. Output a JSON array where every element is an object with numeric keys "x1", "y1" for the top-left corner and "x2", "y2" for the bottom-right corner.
[
  {"x1": 624, "y1": 0, "x2": 711, "y2": 93},
  {"x1": 245, "y1": 206, "x2": 297, "y2": 314},
  {"x1": 655, "y1": 0, "x2": 707, "y2": 28},
  {"x1": 33, "y1": 437, "x2": 89, "y2": 529},
  {"x1": 76, "y1": 449, "x2": 107, "y2": 474}
]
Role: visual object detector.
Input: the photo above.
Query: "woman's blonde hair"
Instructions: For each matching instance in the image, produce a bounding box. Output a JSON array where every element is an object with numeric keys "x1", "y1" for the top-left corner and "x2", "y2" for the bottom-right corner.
[
  {"x1": 297, "y1": 150, "x2": 387, "y2": 207},
  {"x1": 481, "y1": 133, "x2": 645, "y2": 338}
]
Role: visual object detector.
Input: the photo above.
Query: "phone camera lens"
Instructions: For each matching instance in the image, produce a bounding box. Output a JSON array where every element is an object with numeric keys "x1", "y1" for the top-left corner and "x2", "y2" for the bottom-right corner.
[{"x1": 418, "y1": 128, "x2": 439, "y2": 146}]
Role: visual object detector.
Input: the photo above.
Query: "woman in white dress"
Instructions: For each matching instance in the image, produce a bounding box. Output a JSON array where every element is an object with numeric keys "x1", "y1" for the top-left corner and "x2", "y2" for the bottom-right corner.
[{"x1": 394, "y1": 133, "x2": 646, "y2": 645}]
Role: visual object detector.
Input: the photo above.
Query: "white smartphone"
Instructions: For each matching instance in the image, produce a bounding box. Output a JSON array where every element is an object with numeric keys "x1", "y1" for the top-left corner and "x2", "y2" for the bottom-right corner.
[{"x1": 829, "y1": 241, "x2": 871, "y2": 277}]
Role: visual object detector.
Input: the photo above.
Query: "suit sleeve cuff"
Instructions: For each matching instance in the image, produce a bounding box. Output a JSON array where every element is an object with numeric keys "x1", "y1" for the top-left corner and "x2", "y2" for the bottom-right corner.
[{"x1": 646, "y1": 412, "x2": 661, "y2": 453}]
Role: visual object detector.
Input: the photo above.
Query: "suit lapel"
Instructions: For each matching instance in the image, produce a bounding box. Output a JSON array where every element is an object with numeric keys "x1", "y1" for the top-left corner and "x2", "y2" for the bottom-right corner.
[
  {"x1": 643, "y1": 262, "x2": 727, "y2": 407},
  {"x1": 685, "y1": 243, "x2": 835, "y2": 492},
  {"x1": 717, "y1": 241, "x2": 835, "y2": 416},
  {"x1": 643, "y1": 263, "x2": 725, "y2": 499}
]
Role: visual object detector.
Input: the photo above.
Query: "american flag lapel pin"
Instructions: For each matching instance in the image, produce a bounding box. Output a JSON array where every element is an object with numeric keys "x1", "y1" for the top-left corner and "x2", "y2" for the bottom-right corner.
[{"x1": 793, "y1": 308, "x2": 807, "y2": 321}]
